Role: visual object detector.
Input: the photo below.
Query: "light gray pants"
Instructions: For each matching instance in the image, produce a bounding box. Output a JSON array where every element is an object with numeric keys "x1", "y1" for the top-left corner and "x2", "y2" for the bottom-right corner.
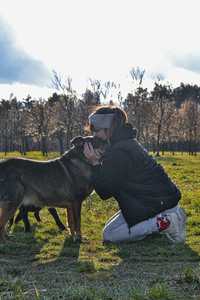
[{"x1": 103, "y1": 205, "x2": 179, "y2": 243}]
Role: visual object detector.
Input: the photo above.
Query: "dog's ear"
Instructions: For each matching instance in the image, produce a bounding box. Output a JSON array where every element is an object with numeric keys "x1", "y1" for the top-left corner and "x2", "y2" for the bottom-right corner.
[{"x1": 70, "y1": 136, "x2": 84, "y2": 148}]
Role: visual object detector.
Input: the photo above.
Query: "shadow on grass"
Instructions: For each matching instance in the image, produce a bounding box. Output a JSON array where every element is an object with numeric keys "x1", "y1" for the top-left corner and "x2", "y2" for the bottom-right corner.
[
  {"x1": 0, "y1": 223, "x2": 81, "y2": 279},
  {"x1": 1, "y1": 225, "x2": 200, "y2": 299},
  {"x1": 101, "y1": 234, "x2": 200, "y2": 298},
  {"x1": 37, "y1": 233, "x2": 200, "y2": 299},
  {"x1": 104, "y1": 234, "x2": 200, "y2": 263},
  {"x1": 52, "y1": 235, "x2": 81, "y2": 262},
  {"x1": 0, "y1": 224, "x2": 47, "y2": 277}
]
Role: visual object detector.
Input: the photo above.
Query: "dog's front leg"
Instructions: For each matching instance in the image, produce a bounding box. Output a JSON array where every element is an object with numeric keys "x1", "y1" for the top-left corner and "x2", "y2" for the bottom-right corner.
[
  {"x1": 72, "y1": 200, "x2": 82, "y2": 242},
  {"x1": 66, "y1": 206, "x2": 76, "y2": 239}
]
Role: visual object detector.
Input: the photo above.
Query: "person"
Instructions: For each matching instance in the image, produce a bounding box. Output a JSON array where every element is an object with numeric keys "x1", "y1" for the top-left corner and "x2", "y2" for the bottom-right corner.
[{"x1": 83, "y1": 105, "x2": 186, "y2": 243}]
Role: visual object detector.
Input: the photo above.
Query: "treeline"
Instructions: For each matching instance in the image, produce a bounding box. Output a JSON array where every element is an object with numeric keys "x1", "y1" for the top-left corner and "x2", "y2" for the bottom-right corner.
[{"x1": 0, "y1": 75, "x2": 200, "y2": 156}]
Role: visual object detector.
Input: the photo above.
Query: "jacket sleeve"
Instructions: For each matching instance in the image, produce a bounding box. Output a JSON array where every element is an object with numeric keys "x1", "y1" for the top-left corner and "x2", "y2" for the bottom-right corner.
[{"x1": 92, "y1": 148, "x2": 131, "y2": 200}]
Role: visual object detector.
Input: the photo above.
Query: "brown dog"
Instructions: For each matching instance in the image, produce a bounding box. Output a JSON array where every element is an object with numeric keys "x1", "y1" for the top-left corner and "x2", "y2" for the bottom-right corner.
[{"x1": 0, "y1": 136, "x2": 106, "y2": 242}]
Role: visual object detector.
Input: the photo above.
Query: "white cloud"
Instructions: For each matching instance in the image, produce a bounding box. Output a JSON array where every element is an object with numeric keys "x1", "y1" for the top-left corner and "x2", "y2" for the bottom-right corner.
[
  {"x1": 0, "y1": 0, "x2": 200, "y2": 98},
  {"x1": 0, "y1": 16, "x2": 51, "y2": 87}
]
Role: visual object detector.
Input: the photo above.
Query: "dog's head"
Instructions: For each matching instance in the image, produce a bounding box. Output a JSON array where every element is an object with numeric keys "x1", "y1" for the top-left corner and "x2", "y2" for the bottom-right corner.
[
  {"x1": 62, "y1": 135, "x2": 107, "y2": 163},
  {"x1": 70, "y1": 136, "x2": 108, "y2": 162},
  {"x1": 70, "y1": 135, "x2": 107, "y2": 152}
]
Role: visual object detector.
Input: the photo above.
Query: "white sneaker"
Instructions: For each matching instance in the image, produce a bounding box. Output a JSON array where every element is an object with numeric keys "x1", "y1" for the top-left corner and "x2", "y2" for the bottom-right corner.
[
  {"x1": 163, "y1": 208, "x2": 187, "y2": 243},
  {"x1": 177, "y1": 207, "x2": 187, "y2": 242}
]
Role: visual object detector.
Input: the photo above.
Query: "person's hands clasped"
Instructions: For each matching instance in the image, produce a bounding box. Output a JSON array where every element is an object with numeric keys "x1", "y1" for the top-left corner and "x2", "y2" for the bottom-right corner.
[{"x1": 83, "y1": 142, "x2": 102, "y2": 166}]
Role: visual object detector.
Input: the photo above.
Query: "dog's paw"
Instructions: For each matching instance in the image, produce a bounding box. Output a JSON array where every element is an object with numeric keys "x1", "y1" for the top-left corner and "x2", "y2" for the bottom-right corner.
[{"x1": 64, "y1": 226, "x2": 71, "y2": 235}]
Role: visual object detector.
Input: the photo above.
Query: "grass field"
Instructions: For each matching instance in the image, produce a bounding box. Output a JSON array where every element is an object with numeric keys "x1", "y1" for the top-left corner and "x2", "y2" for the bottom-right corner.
[{"x1": 0, "y1": 152, "x2": 200, "y2": 299}]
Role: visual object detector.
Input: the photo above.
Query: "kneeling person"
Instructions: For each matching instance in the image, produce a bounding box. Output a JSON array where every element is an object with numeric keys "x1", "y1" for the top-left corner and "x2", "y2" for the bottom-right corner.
[{"x1": 84, "y1": 105, "x2": 186, "y2": 243}]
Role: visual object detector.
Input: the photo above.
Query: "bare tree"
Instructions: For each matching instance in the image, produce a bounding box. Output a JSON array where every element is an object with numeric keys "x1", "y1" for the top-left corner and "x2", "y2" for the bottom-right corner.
[
  {"x1": 178, "y1": 100, "x2": 200, "y2": 155},
  {"x1": 25, "y1": 99, "x2": 52, "y2": 155},
  {"x1": 123, "y1": 87, "x2": 149, "y2": 141},
  {"x1": 130, "y1": 67, "x2": 145, "y2": 86},
  {"x1": 51, "y1": 70, "x2": 75, "y2": 95},
  {"x1": 150, "y1": 83, "x2": 174, "y2": 156}
]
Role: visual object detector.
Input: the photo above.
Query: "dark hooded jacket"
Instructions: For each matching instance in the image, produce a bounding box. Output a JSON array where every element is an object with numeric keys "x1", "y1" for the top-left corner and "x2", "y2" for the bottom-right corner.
[{"x1": 92, "y1": 123, "x2": 181, "y2": 228}]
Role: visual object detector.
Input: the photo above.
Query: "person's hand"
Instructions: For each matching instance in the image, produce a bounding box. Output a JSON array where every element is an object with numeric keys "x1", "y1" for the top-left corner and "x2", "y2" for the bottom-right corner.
[{"x1": 83, "y1": 142, "x2": 102, "y2": 166}]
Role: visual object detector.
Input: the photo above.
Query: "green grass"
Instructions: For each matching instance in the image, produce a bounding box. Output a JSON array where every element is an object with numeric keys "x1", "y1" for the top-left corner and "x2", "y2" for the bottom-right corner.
[{"x1": 0, "y1": 152, "x2": 200, "y2": 299}]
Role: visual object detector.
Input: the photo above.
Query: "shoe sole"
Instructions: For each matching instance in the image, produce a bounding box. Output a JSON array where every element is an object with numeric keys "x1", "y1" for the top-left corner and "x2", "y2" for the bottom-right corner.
[
  {"x1": 164, "y1": 208, "x2": 187, "y2": 243},
  {"x1": 177, "y1": 207, "x2": 187, "y2": 242},
  {"x1": 165, "y1": 212, "x2": 180, "y2": 243}
]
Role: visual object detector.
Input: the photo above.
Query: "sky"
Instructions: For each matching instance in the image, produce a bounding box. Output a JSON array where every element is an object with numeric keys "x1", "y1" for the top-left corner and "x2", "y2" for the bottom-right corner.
[{"x1": 0, "y1": 0, "x2": 200, "y2": 99}]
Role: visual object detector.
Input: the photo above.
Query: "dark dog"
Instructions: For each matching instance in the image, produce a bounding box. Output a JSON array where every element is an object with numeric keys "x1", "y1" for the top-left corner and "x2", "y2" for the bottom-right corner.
[
  {"x1": 0, "y1": 136, "x2": 106, "y2": 242},
  {"x1": 9, "y1": 205, "x2": 65, "y2": 232}
]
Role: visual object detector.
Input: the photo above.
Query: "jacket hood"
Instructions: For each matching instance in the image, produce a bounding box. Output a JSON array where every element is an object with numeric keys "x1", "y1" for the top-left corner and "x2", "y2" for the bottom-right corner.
[{"x1": 110, "y1": 123, "x2": 137, "y2": 144}]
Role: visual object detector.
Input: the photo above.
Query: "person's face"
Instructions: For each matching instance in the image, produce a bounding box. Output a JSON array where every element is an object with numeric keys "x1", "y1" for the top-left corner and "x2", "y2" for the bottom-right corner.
[{"x1": 93, "y1": 128, "x2": 109, "y2": 141}]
